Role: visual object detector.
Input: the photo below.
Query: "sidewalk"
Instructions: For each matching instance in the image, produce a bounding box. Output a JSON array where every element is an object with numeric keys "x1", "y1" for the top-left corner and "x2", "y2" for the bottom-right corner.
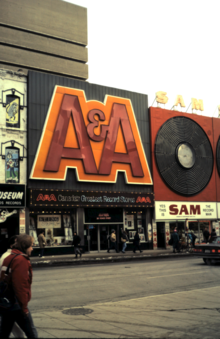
[
  {"x1": 33, "y1": 285, "x2": 220, "y2": 338},
  {"x1": 30, "y1": 248, "x2": 193, "y2": 268}
]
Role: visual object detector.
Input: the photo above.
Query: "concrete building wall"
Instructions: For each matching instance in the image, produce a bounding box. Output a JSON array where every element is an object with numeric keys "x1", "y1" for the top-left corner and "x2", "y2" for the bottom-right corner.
[{"x1": 0, "y1": 0, "x2": 88, "y2": 79}]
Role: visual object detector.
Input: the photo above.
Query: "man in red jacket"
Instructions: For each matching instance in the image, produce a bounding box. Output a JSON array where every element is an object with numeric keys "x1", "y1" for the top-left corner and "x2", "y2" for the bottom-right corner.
[{"x1": 0, "y1": 234, "x2": 38, "y2": 338}]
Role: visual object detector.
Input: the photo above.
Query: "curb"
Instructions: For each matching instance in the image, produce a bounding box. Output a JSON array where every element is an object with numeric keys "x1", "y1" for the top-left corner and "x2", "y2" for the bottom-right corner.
[{"x1": 31, "y1": 252, "x2": 193, "y2": 268}]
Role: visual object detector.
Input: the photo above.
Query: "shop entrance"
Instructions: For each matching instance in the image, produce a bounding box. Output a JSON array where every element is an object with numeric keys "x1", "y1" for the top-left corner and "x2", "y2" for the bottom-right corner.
[
  {"x1": 84, "y1": 224, "x2": 119, "y2": 252},
  {"x1": 157, "y1": 222, "x2": 165, "y2": 248}
]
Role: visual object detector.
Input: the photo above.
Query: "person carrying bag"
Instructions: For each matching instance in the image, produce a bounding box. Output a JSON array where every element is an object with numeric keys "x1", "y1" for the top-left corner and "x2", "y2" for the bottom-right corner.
[
  {"x1": 0, "y1": 234, "x2": 38, "y2": 338},
  {"x1": 121, "y1": 230, "x2": 128, "y2": 253}
]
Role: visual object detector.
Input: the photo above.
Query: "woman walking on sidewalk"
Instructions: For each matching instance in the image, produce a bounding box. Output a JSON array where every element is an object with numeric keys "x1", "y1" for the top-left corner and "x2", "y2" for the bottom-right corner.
[
  {"x1": 133, "y1": 231, "x2": 143, "y2": 253},
  {"x1": 121, "y1": 230, "x2": 128, "y2": 253}
]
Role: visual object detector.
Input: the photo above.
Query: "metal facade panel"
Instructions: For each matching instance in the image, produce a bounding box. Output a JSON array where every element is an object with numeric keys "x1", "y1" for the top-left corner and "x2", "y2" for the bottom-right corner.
[
  {"x1": 0, "y1": 26, "x2": 88, "y2": 62},
  {"x1": 0, "y1": 0, "x2": 87, "y2": 45},
  {"x1": 0, "y1": 45, "x2": 88, "y2": 80},
  {"x1": 28, "y1": 71, "x2": 152, "y2": 193}
]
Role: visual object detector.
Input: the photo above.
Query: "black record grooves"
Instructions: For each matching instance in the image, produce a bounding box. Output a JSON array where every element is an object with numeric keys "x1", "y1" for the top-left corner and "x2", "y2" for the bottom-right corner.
[
  {"x1": 155, "y1": 116, "x2": 213, "y2": 196},
  {"x1": 216, "y1": 136, "x2": 220, "y2": 176}
]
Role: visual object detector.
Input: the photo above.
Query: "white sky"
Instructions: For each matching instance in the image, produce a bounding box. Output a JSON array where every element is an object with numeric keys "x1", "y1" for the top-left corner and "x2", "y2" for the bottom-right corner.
[{"x1": 64, "y1": 0, "x2": 219, "y2": 117}]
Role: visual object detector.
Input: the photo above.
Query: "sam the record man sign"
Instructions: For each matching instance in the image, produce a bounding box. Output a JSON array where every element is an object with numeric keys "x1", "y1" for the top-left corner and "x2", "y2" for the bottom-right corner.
[
  {"x1": 155, "y1": 201, "x2": 217, "y2": 220},
  {"x1": 30, "y1": 86, "x2": 152, "y2": 185}
]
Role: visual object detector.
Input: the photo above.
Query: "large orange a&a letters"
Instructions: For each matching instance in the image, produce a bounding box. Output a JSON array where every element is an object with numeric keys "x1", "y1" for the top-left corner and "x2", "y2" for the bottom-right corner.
[{"x1": 30, "y1": 86, "x2": 152, "y2": 184}]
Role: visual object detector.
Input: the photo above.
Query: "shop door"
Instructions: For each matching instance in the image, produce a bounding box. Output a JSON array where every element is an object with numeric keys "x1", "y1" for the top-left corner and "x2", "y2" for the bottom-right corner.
[
  {"x1": 100, "y1": 225, "x2": 108, "y2": 251},
  {"x1": 157, "y1": 222, "x2": 165, "y2": 248},
  {"x1": 89, "y1": 225, "x2": 98, "y2": 251},
  {"x1": 84, "y1": 225, "x2": 98, "y2": 252},
  {"x1": 99, "y1": 225, "x2": 118, "y2": 251}
]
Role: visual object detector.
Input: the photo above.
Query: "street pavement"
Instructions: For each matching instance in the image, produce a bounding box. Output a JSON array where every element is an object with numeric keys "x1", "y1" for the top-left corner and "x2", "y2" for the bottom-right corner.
[{"x1": 21, "y1": 257, "x2": 220, "y2": 338}]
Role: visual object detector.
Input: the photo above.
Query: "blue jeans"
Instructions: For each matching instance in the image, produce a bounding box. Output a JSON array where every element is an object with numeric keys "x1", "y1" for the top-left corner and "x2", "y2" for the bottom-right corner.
[
  {"x1": 122, "y1": 242, "x2": 127, "y2": 252},
  {"x1": 40, "y1": 248, "x2": 44, "y2": 257}
]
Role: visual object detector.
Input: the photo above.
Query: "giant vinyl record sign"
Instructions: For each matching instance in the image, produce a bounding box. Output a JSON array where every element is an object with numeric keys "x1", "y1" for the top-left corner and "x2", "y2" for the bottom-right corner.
[{"x1": 150, "y1": 107, "x2": 218, "y2": 202}]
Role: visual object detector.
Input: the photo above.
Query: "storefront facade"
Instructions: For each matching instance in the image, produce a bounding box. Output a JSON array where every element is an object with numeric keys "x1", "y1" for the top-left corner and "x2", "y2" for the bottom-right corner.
[
  {"x1": 150, "y1": 106, "x2": 220, "y2": 248},
  {"x1": 0, "y1": 184, "x2": 26, "y2": 254},
  {"x1": 27, "y1": 71, "x2": 154, "y2": 254},
  {"x1": 0, "y1": 69, "x2": 27, "y2": 254}
]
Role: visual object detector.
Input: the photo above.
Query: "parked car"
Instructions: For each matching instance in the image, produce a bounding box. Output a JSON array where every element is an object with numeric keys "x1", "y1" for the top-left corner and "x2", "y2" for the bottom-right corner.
[{"x1": 193, "y1": 236, "x2": 220, "y2": 265}]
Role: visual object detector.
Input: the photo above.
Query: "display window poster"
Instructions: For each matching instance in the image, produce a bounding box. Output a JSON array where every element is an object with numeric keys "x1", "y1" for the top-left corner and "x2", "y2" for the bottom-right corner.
[
  {"x1": 37, "y1": 215, "x2": 61, "y2": 228},
  {"x1": 124, "y1": 213, "x2": 134, "y2": 229},
  {"x1": 45, "y1": 228, "x2": 54, "y2": 245},
  {"x1": 148, "y1": 223, "x2": 152, "y2": 241},
  {"x1": 129, "y1": 230, "x2": 136, "y2": 239},
  {"x1": 138, "y1": 227, "x2": 144, "y2": 234},
  {"x1": 139, "y1": 234, "x2": 145, "y2": 242},
  {"x1": 29, "y1": 217, "x2": 38, "y2": 244},
  {"x1": 63, "y1": 215, "x2": 71, "y2": 228},
  {"x1": 5, "y1": 148, "x2": 19, "y2": 183},
  {"x1": 152, "y1": 221, "x2": 157, "y2": 249},
  {"x1": 65, "y1": 227, "x2": 73, "y2": 241},
  {"x1": 165, "y1": 222, "x2": 170, "y2": 247}
]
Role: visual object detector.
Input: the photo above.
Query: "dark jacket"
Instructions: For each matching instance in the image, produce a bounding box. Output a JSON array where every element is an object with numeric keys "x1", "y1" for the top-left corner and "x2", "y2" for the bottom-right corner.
[
  {"x1": 0, "y1": 249, "x2": 32, "y2": 314},
  {"x1": 171, "y1": 231, "x2": 179, "y2": 245},
  {"x1": 211, "y1": 231, "x2": 217, "y2": 238},
  {"x1": 133, "y1": 233, "x2": 140, "y2": 245},
  {"x1": 203, "y1": 230, "x2": 210, "y2": 241},
  {"x1": 72, "y1": 235, "x2": 81, "y2": 247}
]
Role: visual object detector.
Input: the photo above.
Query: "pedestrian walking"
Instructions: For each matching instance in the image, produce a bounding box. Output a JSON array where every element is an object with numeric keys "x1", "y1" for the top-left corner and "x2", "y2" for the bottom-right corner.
[
  {"x1": 0, "y1": 235, "x2": 18, "y2": 269},
  {"x1": 0, "y1": 235, "x2": 25, "y2": 338},
  {"x1": 72, "y1": 232, "x2": 82, "y2": 258},
  {"x1": 38, "y1": 231, "x2": 46, "y2": 257},
  {"x1": 0, "y1": 234, "x2": 38, "y2": 338},
  {"x1": 121, "y1": 230, "x2": 128, "y2": 253},
  {"x1": 189, "y1": 230, "x2": 197, "y2": 247},
  {"x1": 203, "y1": 228, "x2": 210, "y2": 243},
  {"x1": 171, "y1": 227, "x2": 180, "y2": 253},
  {"x1": 133, "y1": 231, "x2": 143, "y2": 253},
  {"x1": 211, "y1": 228, "x2": 217, "y2": 240},
  {"x1": 107, "y1": 230, "x2": 118, "y2": 253}
]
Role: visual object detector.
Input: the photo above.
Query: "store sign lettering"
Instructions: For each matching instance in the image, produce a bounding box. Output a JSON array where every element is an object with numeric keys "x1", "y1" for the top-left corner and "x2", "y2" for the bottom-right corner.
[
  {"x1": 136, "y1": 196, "x2": 151, "y2": 203},
  {"x1": 36, "y1": 194, "x2": 57, "y2": 202},
  {"x1": 32, "y1": 190, "x2": 154, "y2": 207},
  {"x1": 0, "y1": 191, "x2": 23, "y2": 200},
  {"x1": 169, "y1": 204, "x2": 201, "y2": 215},
  {"x1": 30, "y1": 87, "x2": 152, "y2": 185},
  {"x1": 156, "y1": 91, "x2": 204, "y2": 111},
  {"x1": 155, "y1": 201, "x2": 216, "y2": 220}
]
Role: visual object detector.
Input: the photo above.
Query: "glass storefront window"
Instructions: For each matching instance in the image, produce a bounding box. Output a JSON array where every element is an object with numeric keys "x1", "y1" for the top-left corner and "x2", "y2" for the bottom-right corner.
[
  {"x1": 169, "y1": 222, "x2": 185, "y2": 240},
  {"x1": 124, "y1": 209, "x2": 146, "y2": 242},
  {"x1": 188, "y1": 221, "x2": 210, "y2": 244},
  {"x1": 29, "y1": 211, "x2": 76, "y2": 246}
]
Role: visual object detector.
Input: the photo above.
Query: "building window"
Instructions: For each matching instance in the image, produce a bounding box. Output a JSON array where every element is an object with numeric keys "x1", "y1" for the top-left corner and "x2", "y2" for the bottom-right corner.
[
  {"x1": 29, "y1": 211, "x2": 76, "y2": 246},
  {"x1": 124, "y1": 209, "x2": 146, "y2": 242}
]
